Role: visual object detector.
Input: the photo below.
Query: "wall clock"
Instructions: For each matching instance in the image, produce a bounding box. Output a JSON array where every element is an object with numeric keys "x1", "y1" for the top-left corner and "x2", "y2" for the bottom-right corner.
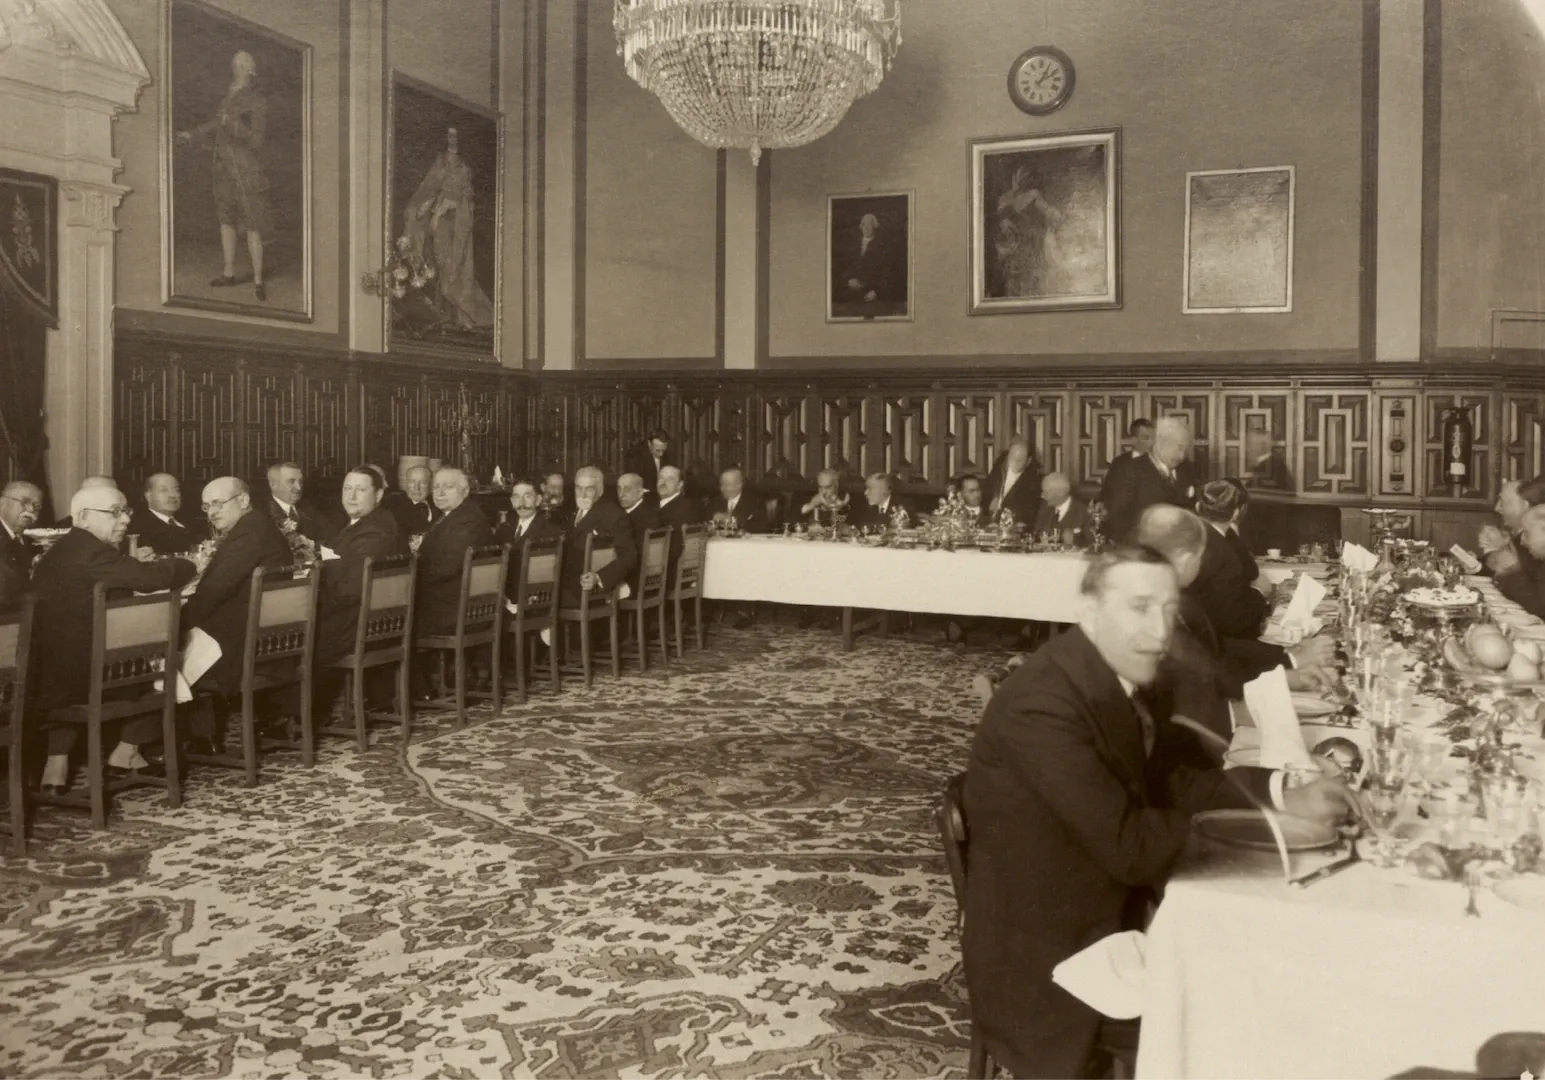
[{"x1": 1007, "y1": 46, "x2": 1075, "y2": 116}]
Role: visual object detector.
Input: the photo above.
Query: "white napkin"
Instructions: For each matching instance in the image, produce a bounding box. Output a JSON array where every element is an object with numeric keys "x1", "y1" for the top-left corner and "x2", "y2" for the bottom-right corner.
[
  {"x1": 1449, "y1": 544, "x2": 1483, "y2": 574},
  {"x1": 1341, "y1": 542, "x2": 1379, "y2": 572},
  {"x1": 1243, "y1": 666, "x2": 1313, "y2": 769},
  {"x1": 1281, "y1": 573, "x2": 1326, "y2": 631},
  {"x1": 318, "y1": 545, "x2": 341, "y2": 561},
  {"x1": 1051, "y1": 931, "x2": 1147, "y2": 1019},
  {"x1": 151, "y1": 672, "x2": 196, "y2": 704},
  {"x1": 179, "y1": 627, "x2": 223, "y2": 689}
]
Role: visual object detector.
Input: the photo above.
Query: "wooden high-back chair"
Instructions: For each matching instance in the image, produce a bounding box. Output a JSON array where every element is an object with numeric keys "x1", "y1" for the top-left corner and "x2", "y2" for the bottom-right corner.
[
  {"x1": 324, "y1": 553, "x2": 417, "y2": 750},
  {"x1": 557, "y1": 534, "x2": 622, "y2": 687},
  {"x1": 619, "y1": 526, "x2": 672, "y2": 672},
  {"x1": 667, "y1": 523, "x2": 710, "y2": 658},
  {"x1": 506, "y1": 535, "x2": 564, "y2": 702},
  {"x1": 415, "y1": 544, "x2": 509, "y2": 728},
  {"x1": 37, "y1": 587, "x2": 182, "y2": 829},
  {"x1": 0, "y1": 596, "x2": 35, "y2": 854},
  {"x1": 227, "y1": 566, "x2": 319, "y2": 786}
]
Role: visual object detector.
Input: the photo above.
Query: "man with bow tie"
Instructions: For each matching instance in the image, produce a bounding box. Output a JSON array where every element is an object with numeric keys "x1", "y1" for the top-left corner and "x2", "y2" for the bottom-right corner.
[
  {"x1": 559, "y1": 466, "x2": 636, "y2": 607},
  {"x1": 131, "y1": 473, "x2": 209, "y2": 555},
  {"x1": 1101, "y1": 416, "x2": 1199, "y2": 543},
  {"x1": 265, "y1": 461, "x2": 337, "y2": 545},
  {"x1": 963, "y1": 546, "x2": 1360, "y2": 1078},
  {"x1": 1030, "y1": 472, "x2": 1090, "y2": 545}
]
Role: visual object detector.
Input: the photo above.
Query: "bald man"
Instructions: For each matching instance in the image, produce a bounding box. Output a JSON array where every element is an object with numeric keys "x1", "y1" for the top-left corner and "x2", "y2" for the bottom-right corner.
[
  {"x1": 0, "y1": 481, "x2": 42, "y2": 599},
  {"x1": 1101, "y1": 415, "x2": 1200, "y2": 542},
  {"x1": 1030, "y1": 472, "x2": 1089, "y2": 544},
  {"x1": 414, "y1": 467, "x2": 495, "y2": 637},
  {"x1": 132, "y1": 472, "x2": 209, "y2": 555}
]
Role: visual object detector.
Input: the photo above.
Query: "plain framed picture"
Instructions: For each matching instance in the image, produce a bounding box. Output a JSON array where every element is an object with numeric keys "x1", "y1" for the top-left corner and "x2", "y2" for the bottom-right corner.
[
  {"x1": 827, "y1": 191, "x2": 912, "y2": 322},
  {"x1": 387, "y1": 73, "x2": 503, "y2": 357},
  {"x1": 1183, "y1": 166, "x2": 1295, "y2": 314},
  {"x1": 161, "y1": 0, "x2": 312, "y2": 322},
  {"x1": 969, "y1": 128, "x2": 1120, "y2": 314}
]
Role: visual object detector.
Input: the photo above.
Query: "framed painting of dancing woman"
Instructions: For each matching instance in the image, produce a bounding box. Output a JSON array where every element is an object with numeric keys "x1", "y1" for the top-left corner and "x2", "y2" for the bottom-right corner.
[
  {"x1": 161, "y1": 0, "x2": 312, "y2": 321},
  {"x1": 387, "y1": 74, "x2": 502, "y2": 357},
  {"x1": 968, "y1": 128, "x2": 1120, "y2": 315}
]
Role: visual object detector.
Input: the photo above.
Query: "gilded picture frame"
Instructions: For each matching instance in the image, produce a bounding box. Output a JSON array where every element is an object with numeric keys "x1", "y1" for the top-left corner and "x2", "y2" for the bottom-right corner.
[
  {"x1": 1183, "y1": 165, "x2": 1295, "y2": 314},
  {"x1": 827, "y1": 191, "x2": 913, "y2": 323}
]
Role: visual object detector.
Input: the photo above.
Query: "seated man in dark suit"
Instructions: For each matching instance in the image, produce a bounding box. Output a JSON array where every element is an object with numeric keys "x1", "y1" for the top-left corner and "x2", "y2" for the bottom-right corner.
[
  {"x1": 848, "y1": 472, "x2": 908, "y2": 530},
  {"x1": 131, "y1": 472, "x2": 209, "y2": 556},
  {"x1": 182, "y1": 477, "x2": 295, "y2": 752},
  {"x1": 706, "y1": 467, "x2": 767, "y2": 534},
  {"x1": 622, "y1": 428, "x2": 675, "y2": 498},
  {"x1": 654, "y1": 466, "x2": 697, "y2": 582},
  {"x1": 980, "y1": 436, "x2": 1042, "y2": 527},
  {"x1": 494, "y1": 478, "x2": 561, "y2": 561},
  {"x1": 1492, "y1": 505, "x2": 1545, "y2": 617},
  {"x1": 957, "y1": 473, "x2": 985, "y2": 520},
  {"x1": 1188, "y1": 480, "x2": 1270, "y2": 642},
  {"x1": 542, "y1": 472, "x2": 576, "y2": 524},
  {"x1": 1097, "y1": 418, "x2": 1154, "y2": 511},
  {"x1": 560, "y1": 465, "x2": 637, "y2": 608},
  {"x1": 1030, "y1": 471, "x2": 1090, "y2": 545},
  {"x1": 798, "y1": 468, "x2": 851, "y2": 523},
  {"x1": 264, "y1": 461, "x2": 337, "y2": 546},
  {"x1": 412, "y1": 467, "x2": 496, "y2": 697},
  {"x1": 314, "y1": 467, "x2": 402, "y2": 669},
  {"x1": 1, "y1": 480, "x2": 42, "y2": 585},
  {"x1": 1219, "y1": 477, "x2": 1259, "y2": 583},
  {"x1": 1101, "y1": 416, "x2": 1199, "y2": 543},
  {"x1": 617, "y1": 472, "x2": 662, "y2": 592},
  {"x1": 30, "y1": 484, "x2": 198, "y2": 793},
  {"x1": 382, "y1": 464, "x2": 438, "y2": 538},
  {"x1": 963, "y1": 546, "x2": 1359, "y2": 1079}
]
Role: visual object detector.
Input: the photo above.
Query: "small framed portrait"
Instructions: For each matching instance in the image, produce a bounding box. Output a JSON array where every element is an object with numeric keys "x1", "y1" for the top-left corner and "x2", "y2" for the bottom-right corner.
[
  {"x1": 161, "y1": 0, "x2": 312, "y2": 321},
  {"x1": 1183, "y1": 166, "x2": 1295, "y2": 314},
  {"x1": 387, "y1": 74, "x2": 503, "y2": 357},
  {"x1": 969, "y1": 128, "x2": 1120, "y2": 314},
  {"x1": 827, "y1": 191, "x2": 912, "y2": 322}
]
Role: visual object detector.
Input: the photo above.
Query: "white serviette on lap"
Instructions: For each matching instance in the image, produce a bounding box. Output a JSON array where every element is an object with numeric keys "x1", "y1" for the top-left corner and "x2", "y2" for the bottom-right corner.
[
  {"x1": 1341, "y1": 542, "x2": 1379, "y2": 572},
  {"x1": 1281, "y1": 573, "x2": 1326, "y2": 633},
  {"x1": 1052, "y1": 931, "x2": 1147, "y2": 1019},
  {"x1": 1244, "y1": 666, "x2": 1312, "y2": 770},
  {"x1": 179, "y1": 627, "x2": 223, "y2": 691}
]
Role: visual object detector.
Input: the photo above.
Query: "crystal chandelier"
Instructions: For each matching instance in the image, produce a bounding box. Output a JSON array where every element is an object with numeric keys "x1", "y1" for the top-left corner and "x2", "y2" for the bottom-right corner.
[{"x1": 615, "y1": 0, "x2": 901, "y2": 164}]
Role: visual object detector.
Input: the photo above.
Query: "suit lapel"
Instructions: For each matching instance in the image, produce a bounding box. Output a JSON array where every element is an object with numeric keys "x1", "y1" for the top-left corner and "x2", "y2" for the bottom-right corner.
[{"x1": 1063, "y1": 629, "x2": 1149, "y2": 796}]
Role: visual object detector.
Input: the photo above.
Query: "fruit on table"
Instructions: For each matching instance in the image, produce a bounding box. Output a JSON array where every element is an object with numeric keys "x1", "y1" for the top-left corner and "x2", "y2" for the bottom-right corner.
[
  {"x1": 1515, "y1": 639, "x2": 1543, "y2": 665},
  {"x1": 1465, "y1": 623, "x2": 1514, "y2": 669},
  {"x1": 1442, "y1": 635, "x2": 1491, "y2": 675},
  {"x1": 1507, "y1": 650, "x2": 1541, "y2": 683}
]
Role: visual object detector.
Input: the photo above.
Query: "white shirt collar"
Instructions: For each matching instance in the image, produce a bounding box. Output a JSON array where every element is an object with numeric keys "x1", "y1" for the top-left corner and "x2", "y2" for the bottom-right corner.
[
  {"x1": 274, "y1": 497, "x2": 296, "y2": 512},
  {"x1": 1118, "y1": 675, "x2": 1137, "y2": 698},
  {"x1": 1208, "y1": 520, "x2": 1230, "y2": 535},
  {"x1": 625, "y1": 502, "x2": 640, "y2": 514},
  {"x1": 659, "y1": 492, "x2": 679, "y2": 507},
  {"x1": 151, "y1": 509, "x2": 176, "y2": 525},
  {"x1": 1148, "y1": 453, "x2": 1171, "y2": 478},
  {"x1": 1, "y1": 521, "x2": 17, "y2": 542},
  {"x1": 727, "y1": 495, "x2": 739, "y2": 511},
  {"x1": 1051, "y1": 498, "x2": 1072, "y2": 516}
]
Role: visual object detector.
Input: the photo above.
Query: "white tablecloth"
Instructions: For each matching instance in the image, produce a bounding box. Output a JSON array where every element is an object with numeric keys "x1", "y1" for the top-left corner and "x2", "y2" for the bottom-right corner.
[
  {"x1": 1137, "y1": 845, "x2": 1545, "y2": 1079},
  {"x1": 701, "y1": 536, "x2": 1090, "y2": 623}
]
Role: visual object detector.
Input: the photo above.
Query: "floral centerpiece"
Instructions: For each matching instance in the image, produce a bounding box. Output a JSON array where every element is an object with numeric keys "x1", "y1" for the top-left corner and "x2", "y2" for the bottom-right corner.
[{"x1": 278, "y1": 518, "x2": 318, "y2": 569}]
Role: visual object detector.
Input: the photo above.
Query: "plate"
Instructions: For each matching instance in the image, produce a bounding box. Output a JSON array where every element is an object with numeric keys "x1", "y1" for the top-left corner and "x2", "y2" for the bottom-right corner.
[
  {"x1": 1292, "y1": 693, "x2": 1340, "y2": 719},
  {"x1": 1193, "y1": 809, "x2": 1340, "y2": 852},
  {"x1": 1493, "y1": 876, "x2": 1545, "y2": 914},
  {"x1": 1405, "y1": 586, "x2": 1481, "y2": 609}
]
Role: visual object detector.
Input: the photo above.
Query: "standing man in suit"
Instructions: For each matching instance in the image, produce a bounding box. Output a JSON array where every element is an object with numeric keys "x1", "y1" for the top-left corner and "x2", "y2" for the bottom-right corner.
[
  {"x1": 30, "y1": 484, "x2": 198, "y2": 794},
  {"x1": 707, "y1": 467, "x2": 767, "y2": 534},
  {"x1": 1031, "y1": 472, "x2": 1090, "y2": 545},
  {"x1": 1098, "y1": 418, "x2": 1155, "y2": 508},
  {"x1": 963, "y1": 546, "x2": 1360, "y2": 1077},
  {"x1": 622, "y1": 429, "x2": 675, "y2": 497},
  {"x1": 383, "y1": 464, "x2": 438, "y2": 537},
  {"x1": 980, "y1": 436, "x2": 1042, "y2": 527},
  {"x1": 0, "y1": 480, "x2": 42, "y2": 587},
  {"x1": 265, "y1": 461, "x2": 337, "y2": 546},
  {"x1": 560, "y1": 465, "x2": 637, "y2": 608},
  {"x1": 1101, "y1": 416, "x2": 1199, "y2": 543},
  {"x1": 182, "y1": 476, "x2": 293, "y2": 754},
  {"x1": 131, "y1": 473, "x2": 209, "y2": 556}
]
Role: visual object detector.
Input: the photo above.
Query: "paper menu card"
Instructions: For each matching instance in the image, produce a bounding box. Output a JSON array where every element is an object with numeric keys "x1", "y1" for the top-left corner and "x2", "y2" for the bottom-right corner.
[
  {"x1": 1449, "y1": 544, "x2": 1483, "y2": 574},
  {"x1": 1244, "y1": 666, "x2": 1313, "y2": 769},
  {"x1": 1281, "y1": 572, "x2": 1327, "y2": 630},
  {"x1": 1341, "y1": 542, "x2": 1379, "y2": 572}
]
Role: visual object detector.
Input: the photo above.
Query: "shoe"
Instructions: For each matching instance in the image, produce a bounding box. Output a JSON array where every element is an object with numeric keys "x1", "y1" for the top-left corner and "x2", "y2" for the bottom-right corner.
[
  {"x1": 40, "y1": 783, "x2": 68, "y2": 797},
  {"x1": 972, "y1": 674, "x2": 996, "y2": 711},
  {"x1": 254, "y1": 282, "x2": 267, "y2": 302},
  {"x1": 185, "y1": 737, "x2": 222, "y2": 757},
  {"x1": 209, "y1": 274, "x2": 239, "y2": 287},
  {"x1": 109, "y1": 759, "x2": 166, "y2": 781}
]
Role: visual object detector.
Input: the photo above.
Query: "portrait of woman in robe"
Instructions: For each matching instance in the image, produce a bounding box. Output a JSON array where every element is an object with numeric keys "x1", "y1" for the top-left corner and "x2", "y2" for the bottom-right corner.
[{"x1": 402, "y1": 126, "x2": 495, "y2": 331}]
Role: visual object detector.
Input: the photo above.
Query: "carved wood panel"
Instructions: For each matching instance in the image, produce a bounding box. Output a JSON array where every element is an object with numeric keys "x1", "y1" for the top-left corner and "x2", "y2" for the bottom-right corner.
[
  {"x1": 759, "y1": 394, "x2": 810, "y2": 482},
  {"x1": 1005, "y1": 392, "x2": 1068, "y2": 479},
  {"x1": 941, "y1": 393, "x2": 996, "y2": 483},
  {"x1": 177, "y1": 366, "x2": 239, "y2": 488},
  {"x1": 242, "y1": 369, "x2": 302, "y2": 476},
  {"x1": 1501, "y1": 392, "x2": 1545, "y2": 483},
  {"x1": 1219, "y1": 392, "x2": 1292, "y2": 492},
  {"x1": 1073, "y1": 392, "x2": 1139, "y2": 488},
  {"x1": 1422, "y1": 393, "x2": 1493, "y2": 501},
  {"x1": 115, "y1": 360, "x2": 175, "y2": 486},
  {"x1": 813, "y1": 392, "x2": 867, "y2": 480},
  {"x1": 1376, "y1": 393, "x2": 1419, "y2": 497},
  {"x1": 1300, "y1": 391, "x2": 1371, "y2": 497},
  {"x1": 674, "y1": 391, "x2": 727, "y2": 485},
  {"x1": 879, "y1": 394, "x2": 931, "y2": 485}
]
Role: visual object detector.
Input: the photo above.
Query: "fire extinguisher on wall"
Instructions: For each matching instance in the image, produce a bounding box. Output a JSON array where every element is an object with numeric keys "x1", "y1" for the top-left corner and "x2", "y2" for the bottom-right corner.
[{"x1": 1441, "y1": 407, "x2": 1472, "y2": 492}]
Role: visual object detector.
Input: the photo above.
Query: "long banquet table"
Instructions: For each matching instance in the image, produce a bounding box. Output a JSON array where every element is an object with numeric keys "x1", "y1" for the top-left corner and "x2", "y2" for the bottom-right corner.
[{"x1": 700, "y1": 535, "x2": 1090, "y2": 648}]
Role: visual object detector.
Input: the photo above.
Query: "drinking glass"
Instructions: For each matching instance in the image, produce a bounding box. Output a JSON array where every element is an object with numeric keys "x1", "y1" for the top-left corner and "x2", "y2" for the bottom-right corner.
[
  {"x1": 1365, "y1": 775, "x2": 1407, "y2": 834},
  {"x1": 1430, "y1": 788, "x2": 1476, "y2": 848},
  {"x1": 1405, "y1": 731, "x2": 1451, "y2": 793},
  {"x1": 1484, "y1": 774, "x2": 1533, "y2": 846}
]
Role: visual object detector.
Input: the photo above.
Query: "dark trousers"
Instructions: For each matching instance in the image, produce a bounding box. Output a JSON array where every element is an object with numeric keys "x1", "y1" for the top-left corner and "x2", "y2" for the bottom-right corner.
[{"x1": 43, "y1": 712, "x2": 161, "y2": 755}]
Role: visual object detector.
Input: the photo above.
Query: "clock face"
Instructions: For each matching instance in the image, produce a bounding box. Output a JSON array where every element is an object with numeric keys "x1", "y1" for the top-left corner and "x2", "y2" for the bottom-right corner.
[{"x1": 1009, "y1": 47, "x2": 1074, "y2": 115}]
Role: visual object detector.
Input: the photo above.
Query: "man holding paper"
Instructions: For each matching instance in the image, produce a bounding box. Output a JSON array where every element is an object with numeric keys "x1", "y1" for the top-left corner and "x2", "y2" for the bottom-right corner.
[{"x1": 963, "y1": 546, "x2": 1359, "y2": 1078}]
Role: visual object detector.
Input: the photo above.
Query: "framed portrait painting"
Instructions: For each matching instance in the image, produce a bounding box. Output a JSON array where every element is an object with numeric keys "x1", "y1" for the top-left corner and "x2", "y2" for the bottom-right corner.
[
  {"x1": 1183, "y1": 165, "x2": 1295, "y2": 314},
  {"x1": 969, "y1": 128, "x2": 1120, "y2": 314},
  {"x1": 827, "y1": 192, "x2": 912, "y2": 322},
  {"x1": 161, "y1": 0, "x2": 312, "y2": 321},
  {"x1": 387, "y1": 74, "x2": 502, "y2": 357}
]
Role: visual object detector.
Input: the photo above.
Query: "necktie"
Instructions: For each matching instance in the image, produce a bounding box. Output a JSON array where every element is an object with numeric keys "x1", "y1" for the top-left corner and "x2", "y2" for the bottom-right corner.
[
  {"x1": 286, "y1": 506, "x2": 297, "y2": 523},
  {"x1": 1131, "y1": 694, "x2": 1157, "y2": 757},
  {"x1": 171, "y1": 517, "x2": 184, "y2": 529}
]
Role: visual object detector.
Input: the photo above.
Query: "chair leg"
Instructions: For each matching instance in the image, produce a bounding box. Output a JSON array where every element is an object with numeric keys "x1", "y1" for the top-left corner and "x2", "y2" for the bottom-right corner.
[
  {"x1": 87, "y1": 720, "x2": 106, "y2": 830},
  {"x1": 548, "y1": 627, "x2": 560, "y2": 692},
  {"x1": 609, "y1": 612, "x2": 621, "y2": 678},
  {"x1": 396, "y1": 661, "x2": 412, "y2": 744},
  {"x1": 454, "y1": 648, "x2": 467, "y2": 729},
  {"x1": 674, "y1": 597, "x2": 685, "y2": 659},
  {"x1": 241, "y1": 688, "x2": 259, "y2": 788},
  {"x1": 162, "y1": 697, "x2": 182, "y2": 809},
  {"x1": 580, "y1": 620, "x2": 593, "y2": 688},
  {"x1": 490, "y1": 632, "x2": 503, "y2": 716},
  {"x1": 9, "y1": 728, "x2": 26, "y2": 856},
  {"x1": 636, "y1": 606, "x2": 648, "y2": 672},
  {"x1": 694, "y1": 595, "x2": 705, "y2": 650},
  {"x1": 299, "y1": 670, "x2": 315, "y2": 769},
  {"x1": 657, "y1": 602, "x2": 669, "y2": 666},
  {"x1": 352, "y1": 670, "x2": 368, "y2": 751},
  {"x1": 514, "y1": 627, "x2": 528, "y2": 704}
]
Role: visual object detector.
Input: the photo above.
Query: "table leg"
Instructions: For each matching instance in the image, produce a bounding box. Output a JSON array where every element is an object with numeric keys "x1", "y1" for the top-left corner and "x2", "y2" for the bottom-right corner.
[
  {"x1": 878, "y1": 612, "x2": 889, "y2": 639},
  {"x1": 842, "y1": 607, "x2": 854, "y2": 652}
]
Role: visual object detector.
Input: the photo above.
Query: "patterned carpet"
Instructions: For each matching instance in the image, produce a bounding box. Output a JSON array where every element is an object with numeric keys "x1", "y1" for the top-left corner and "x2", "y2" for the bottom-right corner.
[{"x1": 0, "y1": 621, "x2": 1011, "y2": 1079}]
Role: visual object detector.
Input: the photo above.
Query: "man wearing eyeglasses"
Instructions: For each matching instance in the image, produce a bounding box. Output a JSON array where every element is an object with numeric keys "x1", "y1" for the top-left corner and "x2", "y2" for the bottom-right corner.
[
  {"x1": 29, "y1": 485, "x2": 198, "y2": 794},
  {"x1": 1, "y1": 481, "x2": 42, "y2": 590}
]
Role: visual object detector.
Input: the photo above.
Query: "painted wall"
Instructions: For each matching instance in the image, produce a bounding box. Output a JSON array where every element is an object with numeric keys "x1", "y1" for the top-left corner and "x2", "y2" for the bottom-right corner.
[
  {"x1": 581, "y1": 0, "x2": 719, "y2": 362},
  {"x1": 763, "y1": 0, "x2": 1365, "y2": 361},
  {"x1": 1437, "y1": 0, "x2": 1545, "y2": 352}
]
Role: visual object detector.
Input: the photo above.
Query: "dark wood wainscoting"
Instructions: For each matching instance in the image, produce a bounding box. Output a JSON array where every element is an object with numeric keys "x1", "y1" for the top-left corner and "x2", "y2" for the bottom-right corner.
[{"x1": 114, "y1": 329, "x2": 1545, "y2": 544}]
